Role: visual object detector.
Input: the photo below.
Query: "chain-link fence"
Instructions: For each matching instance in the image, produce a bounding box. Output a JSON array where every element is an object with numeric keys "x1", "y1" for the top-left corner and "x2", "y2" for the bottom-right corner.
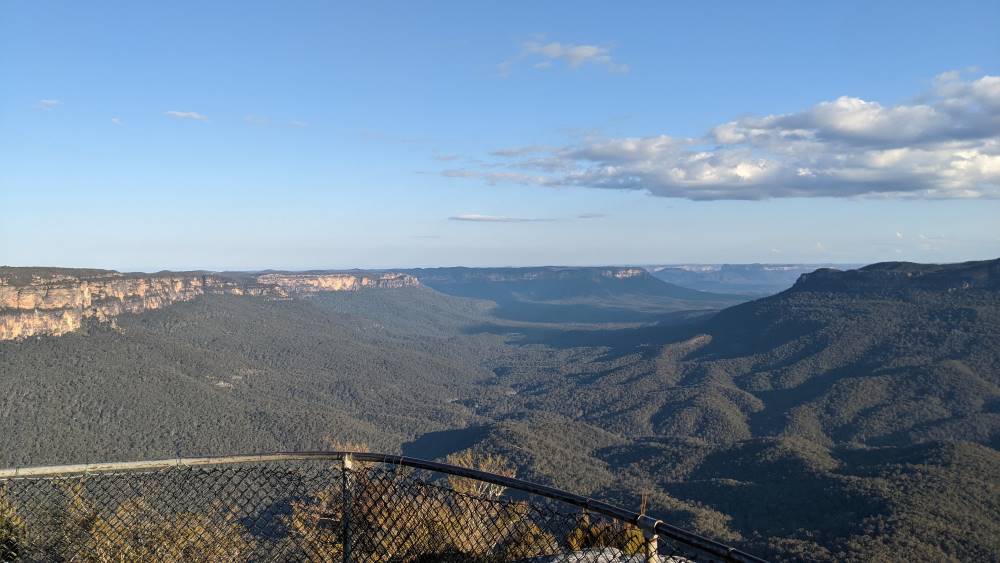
[{"x1": 0, "y1": 453, "x2": 765, "y2": 562}]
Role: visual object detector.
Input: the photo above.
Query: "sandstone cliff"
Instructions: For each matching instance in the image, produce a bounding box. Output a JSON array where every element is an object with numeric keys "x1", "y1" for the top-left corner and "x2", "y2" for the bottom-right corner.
[
  {"x1": 0, "y1": 268, "x2": 419, "y2": 340},
  {"x1": 256, "y1": 272, "x2": 419, "y2": 292}
]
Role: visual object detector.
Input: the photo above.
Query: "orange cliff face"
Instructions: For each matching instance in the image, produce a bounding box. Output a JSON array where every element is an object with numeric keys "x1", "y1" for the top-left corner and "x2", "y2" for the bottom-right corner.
[
  {"x1": 0, "y1": 269, "x2": 419, "y2": 341},
  {"x1": 0, "y1": 273, "x2": 213, "y2": 340}
]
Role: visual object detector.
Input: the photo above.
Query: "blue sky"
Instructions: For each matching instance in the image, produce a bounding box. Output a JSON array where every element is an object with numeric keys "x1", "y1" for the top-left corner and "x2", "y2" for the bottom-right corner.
[{"x1": 2, "y1": 1, "x2": 999, "y2": 270}]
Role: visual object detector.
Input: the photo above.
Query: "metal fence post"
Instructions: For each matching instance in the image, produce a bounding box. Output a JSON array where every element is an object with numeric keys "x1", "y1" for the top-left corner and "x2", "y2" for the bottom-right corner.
[
  {"x1": 644, "y1": 528, "x2": 658, "y2": 563},
  {"x1": 342, "y1": 455, "x2": 353, "y2": 563}
]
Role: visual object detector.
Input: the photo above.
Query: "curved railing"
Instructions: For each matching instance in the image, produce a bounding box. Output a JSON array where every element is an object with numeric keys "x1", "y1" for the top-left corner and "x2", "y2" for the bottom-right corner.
[{"x1": 0, "y1": 451, "x2": 766, "y2": 562}]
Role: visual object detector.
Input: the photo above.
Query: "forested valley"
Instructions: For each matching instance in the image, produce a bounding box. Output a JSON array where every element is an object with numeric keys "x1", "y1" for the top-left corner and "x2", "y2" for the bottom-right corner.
[{"x1": 1, "y1": 261, "x2": 998, "y2": 561}]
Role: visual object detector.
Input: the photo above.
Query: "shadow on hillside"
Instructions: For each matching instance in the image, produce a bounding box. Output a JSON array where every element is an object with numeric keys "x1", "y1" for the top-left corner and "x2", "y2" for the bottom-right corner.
[
  {"x1": 401, "y1": 426, "x2": 491, "y2": 460},
  {"x1": 492, "y1": 300, "x2": 673, "y2": 323},
  {"x1": 463, "y1": 310, "x2": 712, "y2": 361}
]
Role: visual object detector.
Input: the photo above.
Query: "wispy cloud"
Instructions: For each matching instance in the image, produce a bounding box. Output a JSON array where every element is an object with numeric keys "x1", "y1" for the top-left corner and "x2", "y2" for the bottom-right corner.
[
  {"x1": 490, "y1": 145, "x2": 552, "y2": 157},
  {"x1": 449, "y1": 213, "x2": 605, "y2": 223},
  {"x1": 165, "y1": 110, "x2": 208, "y2": 121},
  {"x1": 440, "y1": 169, "x2": 552, "y2": 186},
  {"x1": 36, "y1": 99, "x2": 60, "y2": 110},
  {"x1": 245, "y1": 114, "x2": 308, "y2": 128},
  {"x1": 499, "y1": 38, "x2": 628, "y2": 76},
  {"x1": 446, "y1": 70, "x2": 1000, "y2": 200},
  {"x1": 449, "y1": 214, "x2": 554, "y2": 223},
  {"x1": 111, "y1": 117, "x2": 122, "y2": 126}
]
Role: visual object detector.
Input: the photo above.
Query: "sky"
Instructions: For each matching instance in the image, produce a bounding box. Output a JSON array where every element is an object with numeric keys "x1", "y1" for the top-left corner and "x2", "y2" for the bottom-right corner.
[{"x1": 2, "y1": 0, "x2": 999, "y2": 270}]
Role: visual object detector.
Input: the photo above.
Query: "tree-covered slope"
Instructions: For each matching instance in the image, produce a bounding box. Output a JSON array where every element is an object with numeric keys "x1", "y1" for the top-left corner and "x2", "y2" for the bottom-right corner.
[
  {"x1": 447, "y1": 259, "x2": 1000, "y2": 560},
  {"x1": 0, "y1": 288, "x2": 506, "y2": 465}
]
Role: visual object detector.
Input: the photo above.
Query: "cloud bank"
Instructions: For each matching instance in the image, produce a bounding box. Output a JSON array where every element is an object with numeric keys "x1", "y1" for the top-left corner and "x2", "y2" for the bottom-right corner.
[{"x1": 447, "y1": 71, "x2": 1000, "y2": 200}]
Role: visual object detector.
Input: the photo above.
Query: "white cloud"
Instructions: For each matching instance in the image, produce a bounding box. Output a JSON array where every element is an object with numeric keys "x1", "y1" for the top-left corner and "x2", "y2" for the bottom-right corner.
[
  {"x1": 500, "y1": 38, "x2": 628, "y2": 76},
  {"x1": 445, "y1": 71, "x2": 1000, "y2": 200},
  {"x1": 165, "y1": 111, "x2": 208, "y2": 121},
  {"x1": 111, "y1": 117, "x2": 122, "y2": 126},
  {"x1": 896, "y1": 231, "x2": 904, "y2": 239},
  {"x1": 36, "y1": 99, "x2": 60, "y2": 110},
  {"x1": 289, "y1": 119, "x2": 308, "y2": 128}
]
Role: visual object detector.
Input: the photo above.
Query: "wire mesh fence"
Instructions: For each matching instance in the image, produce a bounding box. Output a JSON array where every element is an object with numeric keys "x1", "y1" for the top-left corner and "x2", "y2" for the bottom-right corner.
[{"x1": 0, "y1": 454, "x2": 761, "y2": 562}]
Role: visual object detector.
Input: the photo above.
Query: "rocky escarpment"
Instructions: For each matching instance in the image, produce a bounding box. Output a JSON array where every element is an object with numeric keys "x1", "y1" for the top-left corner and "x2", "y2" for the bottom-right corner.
[
  {"x1": 257, "y1": 272, "x2": 419, "y2": 292},
  {"x1": 0, "y1": 268, "x2": 419, "y2": 340},
  {"x1": 406, "y1": 266, "x2": 647, "y2": 284}
]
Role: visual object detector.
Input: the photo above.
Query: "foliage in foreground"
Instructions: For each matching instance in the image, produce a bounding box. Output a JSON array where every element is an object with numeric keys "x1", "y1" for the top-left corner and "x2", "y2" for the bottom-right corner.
[{"x1": 0, "y1": 454, "x2": 647, "y2": 562}]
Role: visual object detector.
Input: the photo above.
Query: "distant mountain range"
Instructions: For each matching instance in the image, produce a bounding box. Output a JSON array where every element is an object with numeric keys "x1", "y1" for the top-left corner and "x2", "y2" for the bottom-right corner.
[
  {"x1": 646, "y1": 263, "x2": 865, "y2": 296},
  {"x1": 403, "y1": 266, "x2": 746, "y2": 322},
  {"x1": 0, "y1": 265, "x2": 744, "y2": 338}
]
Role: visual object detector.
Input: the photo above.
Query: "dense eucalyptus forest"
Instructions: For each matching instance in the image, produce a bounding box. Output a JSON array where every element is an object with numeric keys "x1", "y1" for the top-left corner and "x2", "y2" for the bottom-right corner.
[{"x1": 1, "y1": 261, "x2": 998, "y2": 561}]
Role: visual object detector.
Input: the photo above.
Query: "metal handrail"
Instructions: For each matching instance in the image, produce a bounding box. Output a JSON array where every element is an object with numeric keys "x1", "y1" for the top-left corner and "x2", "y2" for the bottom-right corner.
[{"x1": 0, "y1": 451, "x2": 768, "y2": 563}]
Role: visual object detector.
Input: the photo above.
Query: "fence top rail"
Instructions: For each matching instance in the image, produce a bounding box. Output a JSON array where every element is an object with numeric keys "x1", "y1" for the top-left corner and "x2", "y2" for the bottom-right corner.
[{"x1": 0, "y1": 450, "x2": 767, "y2": 563}]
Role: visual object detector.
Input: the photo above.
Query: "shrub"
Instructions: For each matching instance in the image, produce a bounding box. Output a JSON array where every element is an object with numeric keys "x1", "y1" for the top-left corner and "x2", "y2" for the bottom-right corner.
[
  {"x1": 497, "y1": 518, "x2": 559, "y2": 559},
  {"x1": 0, "y1": 497, "x2": 25, "y2": 561},
  {"x1": 566, "y1": 513, "x2": 645, "y2": 555},
  {"x1": 82, "y1": 498, "x2": 253, "y2": 562}
]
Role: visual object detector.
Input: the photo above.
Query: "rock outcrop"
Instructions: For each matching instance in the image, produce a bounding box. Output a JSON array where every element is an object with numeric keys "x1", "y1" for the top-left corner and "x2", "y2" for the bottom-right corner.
[
  {"x1": 256, "y1": 272, "x2": 419, "y2": 292},
  {"x1": 0, "y1": 268, "x2": 419, "y2": 340}
]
